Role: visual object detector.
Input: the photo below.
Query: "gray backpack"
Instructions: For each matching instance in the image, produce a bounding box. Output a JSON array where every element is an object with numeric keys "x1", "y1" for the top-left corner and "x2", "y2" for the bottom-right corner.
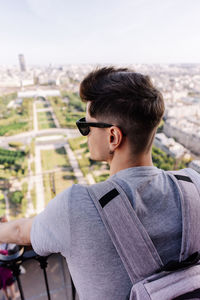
[{"x1": 88, "y1": 168, "x2": 200, "y2": 300}]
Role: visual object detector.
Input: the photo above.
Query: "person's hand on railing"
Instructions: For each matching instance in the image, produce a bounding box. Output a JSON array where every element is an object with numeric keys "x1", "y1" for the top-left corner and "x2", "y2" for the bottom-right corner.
[{"x1": 0, "y1": 249, "x2": 8, "y2": 255}]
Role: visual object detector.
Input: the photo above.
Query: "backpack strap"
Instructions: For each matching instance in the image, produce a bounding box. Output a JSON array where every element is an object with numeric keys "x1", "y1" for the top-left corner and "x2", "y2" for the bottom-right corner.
[
  {"x1": 87, "y1": 179, "x2": 163, "y2": 284},
  {"x1": 167, "y1": 168, "x2": 200, "y2": 262}
]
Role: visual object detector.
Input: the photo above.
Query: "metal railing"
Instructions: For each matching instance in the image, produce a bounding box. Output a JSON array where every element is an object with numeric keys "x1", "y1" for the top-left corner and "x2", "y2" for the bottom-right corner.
[{"x1": 0, "y1": 247, "x2": 76, "y2": 300}]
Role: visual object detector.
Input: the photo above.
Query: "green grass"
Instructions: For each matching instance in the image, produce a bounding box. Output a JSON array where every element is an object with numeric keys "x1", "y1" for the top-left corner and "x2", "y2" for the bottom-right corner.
[
  {"x1": 0, "y1": 196, "x2": 6, "y2": 216},
  {"x1": 68, "y1": 136, "x2": 87, "y2": 151},
  {"x1": 94, "y1": 173, "x2": 110, "y2": 183},
  {"x1": 43, "y1": 170, "x2": 76, "y2": 205},
  {"x1": 62, "y1": 91, "x2": 86, "y2": 112},
  {"x1": 37, "y1": 111, "x2": 56, "y2": 130},
  {"x1": 41, "y1": 147, "x2": 70, "y2": 171},
  {"x1": 39, "y1": 122, "x2": 56, "y2": 129},
  {"x1": 36, "y1": 101, "x2": 49, "y2": 109},
  {"x1": 0, "y1": 97, "x2": 33, "y2": 136},
  {"x1": 0, "y1": 122, "x2": 28, "y2": 136},
  {"x1": 41, "y1": 147, "x2": 76, "y2": 204},
  {"x1": 31, "y1": 161, "x2": 35, "y2": 175},
  {"x1": 43, "y1": 173, "x2": 54, "y2": 205},
  {"x1": 0, "y1": 147, "x2": 25, "y2": 158},
  {"x1": 48, "y1": 97, "x2": 67, "y2": 127},
  {"x1": 55, "y1": 171, "x2": 76, "y2": 194},
  {"x1": 152, "y1": 146, "x2": 175, "y2": 170},
  {"x1": 37, "y1": 111, "x2": 53, "y2": 121},
  {"x1": 152, "y1": 146, "x2": 187, "y2": 170},
  {"x1": 48, "y1": 93, "x2": 85, "y2": 128},
  {"x1": 65, "y1": 112, "x2": 85, "y2": 128}
]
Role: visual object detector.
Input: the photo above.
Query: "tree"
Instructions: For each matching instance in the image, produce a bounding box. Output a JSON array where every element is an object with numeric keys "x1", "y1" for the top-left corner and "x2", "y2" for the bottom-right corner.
[{"x1": 10, "y1": 191, "x2": 23, "y2": 204}]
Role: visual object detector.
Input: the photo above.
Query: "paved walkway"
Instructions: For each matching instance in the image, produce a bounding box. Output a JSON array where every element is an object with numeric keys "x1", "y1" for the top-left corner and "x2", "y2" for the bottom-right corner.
[
  {"x1": 50, "y1": 108, "x2": 60, "y2": 129},
  {"x1": 25, "y1": 153, "x2": 35, "y2": 217},
  {"x1": 33, "y1": 100, "x2": 46, "y2": 213},
  {"x1": 35, "y1": 146, "x2": 45, "y2": 214},
  {"x1": 33, "y1": 101, "x2": 38, "y2": 133},
  {"x1": 64, "y1": 143, "x2": 87, "y2": 185}
]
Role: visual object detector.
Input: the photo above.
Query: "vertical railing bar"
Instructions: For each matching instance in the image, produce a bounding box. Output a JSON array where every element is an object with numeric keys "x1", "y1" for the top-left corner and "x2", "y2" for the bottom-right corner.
[
  {"x1": 15, "y1": 273, "x2": 25, "y2": 300},
  {"x1": 36, "y1": 255, "x2": 51, "y2": 300},
  {"x1": 11, "y1": 262, "x2": 25, "y2": 300},
  {"x1": 42, "y1": 266, "x2": 51, "y2": 300}
]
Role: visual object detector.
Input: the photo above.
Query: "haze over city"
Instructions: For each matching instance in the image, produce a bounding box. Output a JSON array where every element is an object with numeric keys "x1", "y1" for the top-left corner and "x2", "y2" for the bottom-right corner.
[{"x1": 1, "y1": 0, "x2": 200, "y2": 65}]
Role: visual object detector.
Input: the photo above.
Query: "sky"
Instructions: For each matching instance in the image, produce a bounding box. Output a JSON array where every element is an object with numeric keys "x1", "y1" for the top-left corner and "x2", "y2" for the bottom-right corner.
[{"x1": 0, "y1": 0, "x2": 200, "y2": 65}]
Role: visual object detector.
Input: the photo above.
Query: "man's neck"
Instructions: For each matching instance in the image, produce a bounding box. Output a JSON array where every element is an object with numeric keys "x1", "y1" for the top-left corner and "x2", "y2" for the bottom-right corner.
[{"x1": 109, "y1": 151, "x2": 153, "y2": 176}]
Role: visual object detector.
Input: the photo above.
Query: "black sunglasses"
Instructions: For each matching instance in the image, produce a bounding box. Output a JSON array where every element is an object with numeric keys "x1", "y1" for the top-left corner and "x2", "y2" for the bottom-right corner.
[{"x1": 76, "y1": 117, "x2": 113, "y2": 136}]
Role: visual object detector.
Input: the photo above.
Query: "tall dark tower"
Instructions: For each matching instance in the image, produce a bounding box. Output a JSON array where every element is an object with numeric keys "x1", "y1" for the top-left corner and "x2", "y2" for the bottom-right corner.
[{"x1": 18, "y1": 54, "x2": 26, "y2": 72}]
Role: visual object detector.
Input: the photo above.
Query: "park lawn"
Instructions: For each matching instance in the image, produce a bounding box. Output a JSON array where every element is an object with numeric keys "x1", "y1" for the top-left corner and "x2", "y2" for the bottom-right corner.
[
  {"x1": 0, "y1": 98, "x2": 33, "y2": 136},
  {"x1": 54, "y1": 170, "x2": 76, "y2": 194},
  {"x1": 41, "y1": 147, "x2": 71, "y2": 171},
  {"x1": 48, "y1": 94, "x2": 85, "y2": 129},
  {"x1": 37, "y1": 111, "x2": 53, "y2": 122},
  {"x1": 39, "y1": 122, "x2": 56, "y2": 129},
  {"x1": 93, "y1": 172, "x2": 110, "y2": 183},
  {"x1": 37, "y1": 111, "x2": 56, "y2": 130},
  {"x1": 65, "y1": 112, "x2": 85, "y2": 128},
  {"x1": 43, "y1": 173, "x2": 54, "y2": 205},
  {"x1": 41, "y1": 147, "x2": 73, "y2": 204},
  {"x1": 68, "y1": 136, "x2": 87, "y2": 151},
  {"x1": 0, "y1": 166, "x2": 11, "y2": 179},
  {"x1": 0, "y1": 198, "x2": 6, "y2": 216},
  {"x1": 43, "y1": 170, "x2": 76, "y2": 205},
  {"x1": 0, "y1": 121, "x2": 29, "y2": 136},
  {"x1": 36, "y1": 101, "x2": 49, "y2": 109},
  {"x1": 48, "y1": 97, "x2": 68, "y2": 127}
]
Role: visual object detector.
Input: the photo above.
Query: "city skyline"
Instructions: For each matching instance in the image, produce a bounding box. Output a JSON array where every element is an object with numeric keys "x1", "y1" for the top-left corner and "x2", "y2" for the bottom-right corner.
[{"x1": 0, "y1": 0, "x2": 200, "y2": 65}]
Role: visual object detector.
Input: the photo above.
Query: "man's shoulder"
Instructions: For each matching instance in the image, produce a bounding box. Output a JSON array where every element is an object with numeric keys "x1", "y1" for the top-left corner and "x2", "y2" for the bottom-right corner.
[
  {"x1": 171, "y1": 168, "x2": 200, "y2": 180},
  {"x1": 66, "y1": 181, "x2": 111, "y2": 206},
  {"x1": 70, "y1": 180, "x2": 111, "y2": 200}
]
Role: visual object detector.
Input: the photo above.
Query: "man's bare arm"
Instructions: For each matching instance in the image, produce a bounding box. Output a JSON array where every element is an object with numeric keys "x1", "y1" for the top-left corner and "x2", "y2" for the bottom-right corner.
[{"x1": 0, "y1": 218, "x2": 33, "y2": 245}]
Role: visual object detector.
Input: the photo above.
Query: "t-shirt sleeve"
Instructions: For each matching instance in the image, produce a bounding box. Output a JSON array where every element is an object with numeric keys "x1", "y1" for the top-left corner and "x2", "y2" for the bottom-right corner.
[{"x1": 30, "y1": 186, "x2": 72, "y2": 257}]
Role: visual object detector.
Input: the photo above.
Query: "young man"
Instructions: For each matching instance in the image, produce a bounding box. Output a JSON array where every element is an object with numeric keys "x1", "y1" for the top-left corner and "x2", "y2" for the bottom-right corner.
[{"x1": 0, "y1": 67, "x2": 199, "y2": 299}]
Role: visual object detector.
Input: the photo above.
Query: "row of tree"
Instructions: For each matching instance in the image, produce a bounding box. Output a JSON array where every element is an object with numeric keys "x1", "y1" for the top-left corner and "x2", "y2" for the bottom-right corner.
[
  {"x1": 152, "y1": 146, "x2": 186, "y2": 170},
  {"x1": 0, "y1": 147, "x2": 25, "y2": 157}
]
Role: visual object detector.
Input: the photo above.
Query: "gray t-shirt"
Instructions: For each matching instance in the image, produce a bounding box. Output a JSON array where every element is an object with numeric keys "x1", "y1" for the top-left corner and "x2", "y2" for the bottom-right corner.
[{"x1": 31, "y1": 166, "x2": 183, "y2": 300}]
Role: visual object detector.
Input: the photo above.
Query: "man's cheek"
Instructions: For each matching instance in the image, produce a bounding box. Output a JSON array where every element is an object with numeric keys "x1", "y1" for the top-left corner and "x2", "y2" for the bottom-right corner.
[{"x1": 87, "y1": 138, "x2": 91, "y2": 151}]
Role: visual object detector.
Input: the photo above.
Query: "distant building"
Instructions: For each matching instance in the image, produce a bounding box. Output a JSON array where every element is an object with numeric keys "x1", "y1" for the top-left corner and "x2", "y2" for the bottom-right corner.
[
  {"x1": 154, "y1": 133, "x2": 187, "y2": 159},
  {"x1": 189, "y1": 160, "x2": 200, "y2": 173},
  {"x1": 18, "y1": 54, "x2": 26, "y2": 72},
  {"x1": 164, "y1": 118, "x2": 200, "y2": 155},
  {"x1": 7, "y1": 98, "x2": 23, "y2": 109},
  {"x1": 18, "y1": 90, "x2": 61, "y2": 98}
]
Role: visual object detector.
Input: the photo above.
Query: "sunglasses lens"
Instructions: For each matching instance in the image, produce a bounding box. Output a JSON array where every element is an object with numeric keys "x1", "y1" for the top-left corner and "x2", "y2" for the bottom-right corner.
[
  {"x1": 76, "y1": 118, "x2": 90, "y2": 136},
  {"x1": 79, "y1": 125, "x2": 90, "y2": 136}
]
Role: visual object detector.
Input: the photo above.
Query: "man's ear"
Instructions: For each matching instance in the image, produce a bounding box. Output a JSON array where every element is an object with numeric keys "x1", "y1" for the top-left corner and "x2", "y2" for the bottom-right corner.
[
  {"x1": 109, "y1": 127, "x2": 123, "y2": 151},
  {"x1": 110, "y1": 135, "x2": 114, "y2": 142}
]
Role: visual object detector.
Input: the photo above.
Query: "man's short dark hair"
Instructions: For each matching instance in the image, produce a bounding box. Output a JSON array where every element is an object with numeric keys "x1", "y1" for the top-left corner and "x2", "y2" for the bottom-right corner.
[{"x1": 80, "y1": 67, "x2": 165, "y2": 154}]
